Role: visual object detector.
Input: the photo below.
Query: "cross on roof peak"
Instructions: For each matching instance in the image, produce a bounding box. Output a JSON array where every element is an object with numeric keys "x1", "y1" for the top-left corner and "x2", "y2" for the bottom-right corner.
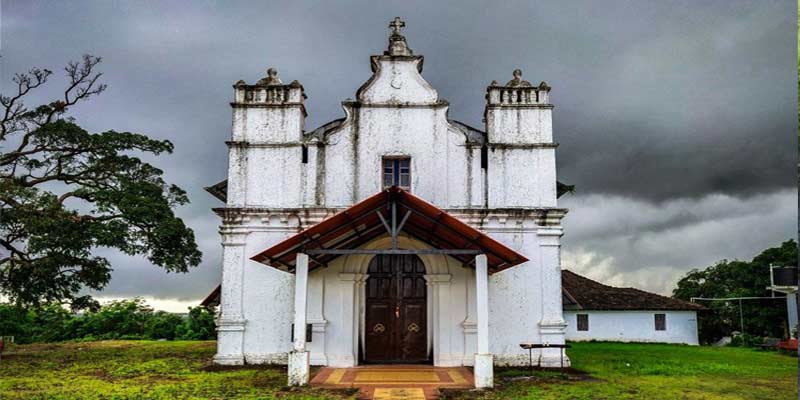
[{"x1": 389, "y1": 17, "x2": 405, "y2": 36}]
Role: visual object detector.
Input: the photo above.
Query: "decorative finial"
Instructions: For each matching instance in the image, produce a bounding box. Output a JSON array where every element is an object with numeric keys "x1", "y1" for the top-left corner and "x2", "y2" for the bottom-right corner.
[
  {"x1": 386, "y1": 17, "x2": 413, "y2": 56},
  {"x1": 389, "y1": 17, "x2": 405, "y2": 36},
  {"x1": 505, "y1": 69, "x2": 532, "y2": 87},
  {"x1": 257, "y1": 67, "x2": 283, "y2": 86}
]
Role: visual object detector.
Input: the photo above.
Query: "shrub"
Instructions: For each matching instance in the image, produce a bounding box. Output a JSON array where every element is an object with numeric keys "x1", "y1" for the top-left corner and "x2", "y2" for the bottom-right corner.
[
  {"x1": 0, "y1": 299, "x2": 216, "y2": 343},
  {"x1": 729, "y1": 333, "x2": 763, "y2": 347}
]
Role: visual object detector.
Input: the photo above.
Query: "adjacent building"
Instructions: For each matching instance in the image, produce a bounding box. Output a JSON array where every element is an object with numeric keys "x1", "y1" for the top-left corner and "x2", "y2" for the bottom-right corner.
[{"x1": 562, "y1": 270, "x2": 703, "y2": 345}]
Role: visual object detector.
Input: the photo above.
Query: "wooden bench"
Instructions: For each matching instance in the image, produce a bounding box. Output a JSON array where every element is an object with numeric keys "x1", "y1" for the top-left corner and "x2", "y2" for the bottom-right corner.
[
  {"x1": 519, "y1": 343, "x2": 572, "y2": 375},
  {"x1": 756, "y1": 337, "x2": 781, "y2": 350}
]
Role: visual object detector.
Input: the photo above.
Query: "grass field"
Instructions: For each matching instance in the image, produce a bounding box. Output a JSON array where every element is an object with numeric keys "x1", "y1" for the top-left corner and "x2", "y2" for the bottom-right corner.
[{"x1": 0, "y1": 340, "x2": 795, "y2": 399}]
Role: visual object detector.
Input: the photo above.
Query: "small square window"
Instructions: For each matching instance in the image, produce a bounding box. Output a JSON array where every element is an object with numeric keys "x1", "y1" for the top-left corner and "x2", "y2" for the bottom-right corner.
[
  {"x1": 382, "y1": 157, "x2": 411, "y2": 190},
  {"x1": 655, "y1": 314, "x2": 666, "y2": 331},
  {"x1": 577, "y1": 314, "x2": 589, "y2": 331}
]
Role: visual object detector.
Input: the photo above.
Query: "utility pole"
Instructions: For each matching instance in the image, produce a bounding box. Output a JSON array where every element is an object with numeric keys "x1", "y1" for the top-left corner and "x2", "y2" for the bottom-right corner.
[{"x1": 738, "y1": 298, "x2": 744, "y2": 334}]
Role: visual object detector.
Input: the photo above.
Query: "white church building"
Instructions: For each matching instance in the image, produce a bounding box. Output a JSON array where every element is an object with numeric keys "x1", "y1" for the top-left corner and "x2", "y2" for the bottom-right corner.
[{"x1": 206, "y1": 18, "x2": 569, "y2": 387}]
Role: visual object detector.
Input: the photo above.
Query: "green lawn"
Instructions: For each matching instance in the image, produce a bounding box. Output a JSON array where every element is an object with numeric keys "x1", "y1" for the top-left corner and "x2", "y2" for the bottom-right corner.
[{"x1": 0, "y1": 341, "x2": 795, "y2": 399}]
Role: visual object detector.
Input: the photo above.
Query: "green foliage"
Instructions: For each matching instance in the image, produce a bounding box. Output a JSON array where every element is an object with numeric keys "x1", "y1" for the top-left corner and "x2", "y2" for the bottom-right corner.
[
  {"x1": 175, "y1": 306, "x2": 216, "y2": 340},
  {"x1": 0, "y1": 299, "x2": 215, "y2": 344},
  {"x1": 145, "y1": 312, "x2": 184, "y2": 341},
  {"x1": 728, "y1": 333, "x2": 762, "y2": 348},
  {"x1": 673, "y1": 240, "x2": 797, "y2": 343},
  {"x1": 0, "y1": 55, "x2": 201, "y2": 307}
]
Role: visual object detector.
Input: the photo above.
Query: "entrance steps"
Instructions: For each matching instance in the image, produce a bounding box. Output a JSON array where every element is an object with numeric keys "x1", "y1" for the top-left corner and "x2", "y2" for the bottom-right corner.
[{"x1": 310, "y1": 365, "x2": 474, "y2": 399}]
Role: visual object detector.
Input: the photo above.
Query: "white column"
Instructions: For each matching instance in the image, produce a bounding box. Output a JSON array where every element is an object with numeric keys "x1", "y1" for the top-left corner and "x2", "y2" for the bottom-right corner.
[
  {"x1": 787, "y1": 293, "x2": 798, "y2": 338},
  {"x1": 537, "y1": 227, "x2": 570, "y2": 367},
  {"x1": 213, "y1": 229, "x2": 247, "y2": 365},
  {"x1": 473, "y1": 254, "x2": 493, "y2": 388},
  {"x1": 288, "y1": 253, "x2": 310, "y2": 386}
]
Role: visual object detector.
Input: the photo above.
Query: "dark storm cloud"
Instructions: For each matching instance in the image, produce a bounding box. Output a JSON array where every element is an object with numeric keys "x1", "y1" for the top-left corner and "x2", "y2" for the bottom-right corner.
[{"x1": 1, "y1": 0, "x2": 795, "y2": 306}]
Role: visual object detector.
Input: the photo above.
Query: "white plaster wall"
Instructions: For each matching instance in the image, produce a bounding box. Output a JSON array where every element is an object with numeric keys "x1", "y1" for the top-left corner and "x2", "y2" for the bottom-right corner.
[
  {"x1": 359, "y1": 58, "x2": 438, "y2": 105},
  {"x1": 233, "y1": 106, "x2": 304, "y2": 143},
  {"x1": 322, "y1": 108, "x2": 474, "y2": 208},
  {"x1": 243, "y1": 147, "x2": 305, "y2": 207},
  {"x1": 564, "y1": 311, "x2": 699, "y2": 345},
  {"x1": 486, "y1": 107, "x2": 552, "y2": 144},
  {"x1": 321, "y1": 55, "x2": 474, "y2": 209},
  {"x1": 484, "y1": 224, "x2": 546, "y2": 365},
  {"x1": 240, "y1": 229, "x2": 297, "y2": 363},
  {"x1": 487, "y1": 147, "x2": 556, "y2": 208}
]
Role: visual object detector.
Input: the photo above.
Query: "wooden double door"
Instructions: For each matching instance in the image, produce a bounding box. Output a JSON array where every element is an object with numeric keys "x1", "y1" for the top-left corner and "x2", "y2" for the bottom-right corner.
[{"x1": 364, "y1": 254, "x2": 428, "y2": 363}]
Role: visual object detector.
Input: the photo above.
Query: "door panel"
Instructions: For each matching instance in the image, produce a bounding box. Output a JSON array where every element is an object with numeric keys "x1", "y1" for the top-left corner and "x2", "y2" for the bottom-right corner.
[{"x1": 364, "y1": 254, "x2": 428, "y2": 363}]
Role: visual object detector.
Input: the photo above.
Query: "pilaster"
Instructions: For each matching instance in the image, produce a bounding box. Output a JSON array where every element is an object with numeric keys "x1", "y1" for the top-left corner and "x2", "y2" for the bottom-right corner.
[
  {"x1": 537, "y1": 226, "x2": 570, "y2": 367},
  {"x1": 338, "y1": 273, "x2": 368, "y2": 367},
  {"x1": 214, "y1": 229, "x2": 248, "y2": 365},
  {"x1": 424, "y1": 273, "x2": 452, "y2": 366}
]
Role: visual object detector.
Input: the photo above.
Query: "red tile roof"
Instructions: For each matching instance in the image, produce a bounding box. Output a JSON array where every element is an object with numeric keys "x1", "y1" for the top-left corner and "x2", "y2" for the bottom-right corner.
[
  {"x1": 250, "y1": 187, "x2": 528, "y2": 273},
  {"x1": 562, "y1": 270, "x2": 704, "y2": 311}
]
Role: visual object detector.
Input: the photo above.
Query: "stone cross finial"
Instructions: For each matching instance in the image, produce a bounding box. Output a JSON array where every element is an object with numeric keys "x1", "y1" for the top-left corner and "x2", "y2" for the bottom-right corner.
[
  {"x1": 386, "y1": 17, "x2": 413, "y2": 56},
  {"x1": 389, "y1": 17, "x2": 405, "y2": 36}
]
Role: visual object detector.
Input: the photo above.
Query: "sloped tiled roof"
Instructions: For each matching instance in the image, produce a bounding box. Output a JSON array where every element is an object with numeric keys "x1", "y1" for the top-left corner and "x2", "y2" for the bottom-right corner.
[{"x1": 562, "y1": 270, "x2": 704, "y2": 311}]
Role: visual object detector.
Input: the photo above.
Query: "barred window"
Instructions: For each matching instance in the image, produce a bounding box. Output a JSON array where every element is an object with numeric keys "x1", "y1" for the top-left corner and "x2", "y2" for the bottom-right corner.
[{"x1": 577, "y1": 314, "x2": 589, "y2": 331}]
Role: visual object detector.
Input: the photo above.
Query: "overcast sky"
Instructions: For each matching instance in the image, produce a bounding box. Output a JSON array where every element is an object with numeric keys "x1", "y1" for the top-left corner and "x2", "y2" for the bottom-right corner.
[{"x1": 2, "y1": 0, "x2": 796, "y2": 311}]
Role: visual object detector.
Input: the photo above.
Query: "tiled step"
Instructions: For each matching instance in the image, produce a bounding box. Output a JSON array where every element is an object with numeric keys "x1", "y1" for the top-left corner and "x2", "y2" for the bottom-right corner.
[{"x1": 310, "y1": 365, "x2": 473, "y2": 400}]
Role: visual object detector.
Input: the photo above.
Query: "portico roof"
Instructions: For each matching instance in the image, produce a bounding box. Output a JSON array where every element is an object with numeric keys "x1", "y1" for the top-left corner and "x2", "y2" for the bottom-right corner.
[{"x1": 250, "y1": 187, "x2": 527, "y2": 274}]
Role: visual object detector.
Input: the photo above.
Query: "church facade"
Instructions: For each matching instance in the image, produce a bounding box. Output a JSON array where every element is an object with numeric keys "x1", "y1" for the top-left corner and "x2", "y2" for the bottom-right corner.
[{"x1": 208, "y1": 18, "x2": 568, "y2": 387}]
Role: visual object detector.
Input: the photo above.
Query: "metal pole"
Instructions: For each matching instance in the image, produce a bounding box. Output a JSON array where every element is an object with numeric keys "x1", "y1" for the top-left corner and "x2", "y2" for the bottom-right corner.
[
  {"x1": 391, "y1": 199, "x2": 397, "y2": 250},
  {"x1": 739, "y1": 298, "x2": 744, "y2": 334},
  {"x1": 529, "y1": 348, "x2": 533, "y2": 377}
]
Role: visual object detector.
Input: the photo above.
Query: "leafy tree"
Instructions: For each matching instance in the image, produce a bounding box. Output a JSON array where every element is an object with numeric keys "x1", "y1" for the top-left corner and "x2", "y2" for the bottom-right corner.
[
  {"x1": 176, "y1": 306, "x2": 216, "y2": 340},
  {"x1": 0, "y1": 303, "x2": 30, "y2": 340},
  {"x1": 0, "y1": 55, "x2": 202, "y2": 307},
  {"x1": 144, "y1": 311, "x2": 184, "y2": 340},
  {"x1": 81, "y1": 298, "x2": 153, "y2": 339},
  {"x1": 673, "y1": 240, "x2": 797, "y2": 343},
  {"x1": 26, "y1": 303, "x2": 73, "y2": 342}
]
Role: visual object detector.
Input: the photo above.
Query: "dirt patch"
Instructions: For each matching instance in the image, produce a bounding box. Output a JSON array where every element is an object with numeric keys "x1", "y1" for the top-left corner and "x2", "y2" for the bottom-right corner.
[
  {"x1": 89, "y1": 368, "x2": 121, "y2": 382},
  {"x1": 277, "y1": 386, "x2": 358, "y2": 399}
]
